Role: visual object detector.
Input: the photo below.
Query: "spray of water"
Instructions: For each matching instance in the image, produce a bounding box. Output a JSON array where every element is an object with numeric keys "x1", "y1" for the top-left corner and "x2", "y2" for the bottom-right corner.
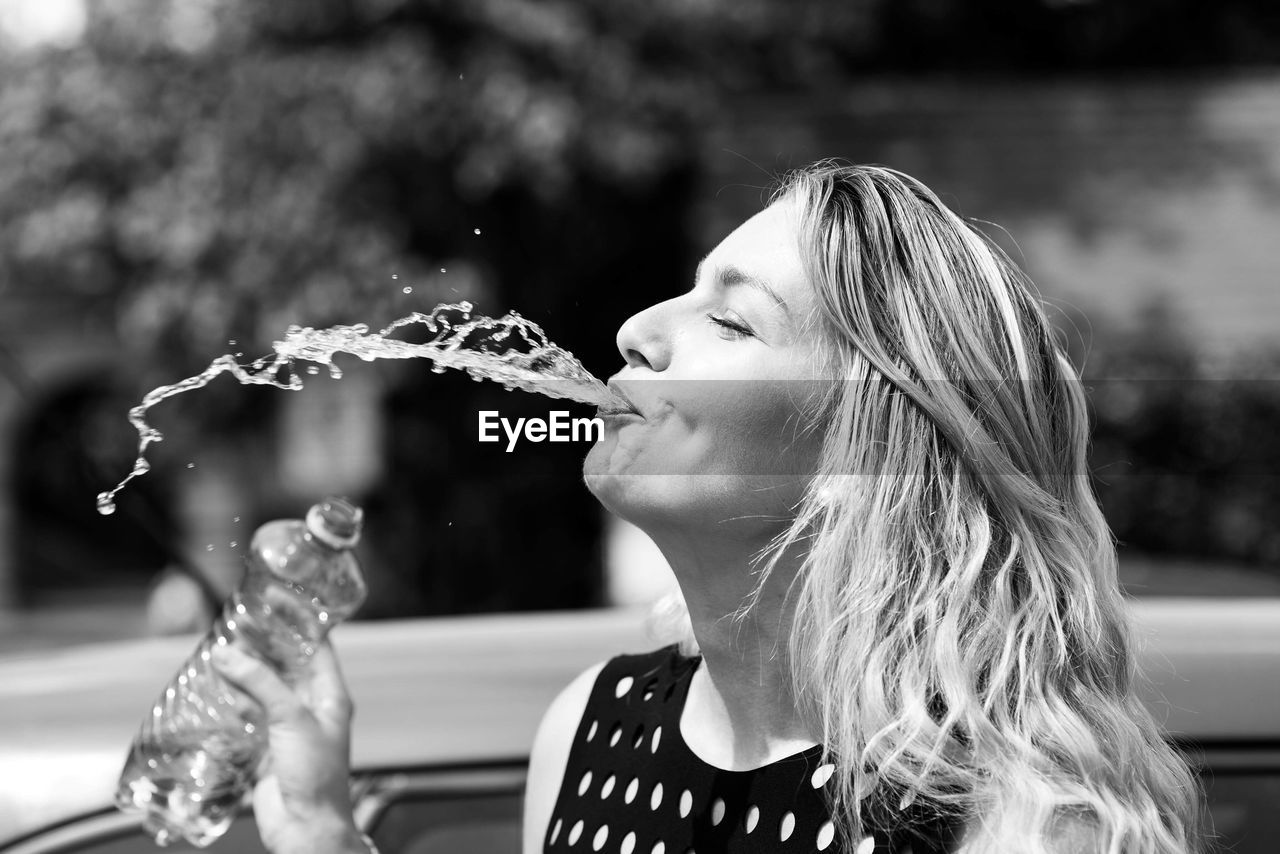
[{"x1": 97, "y1": 302, "x2": 621, "y2": 515}]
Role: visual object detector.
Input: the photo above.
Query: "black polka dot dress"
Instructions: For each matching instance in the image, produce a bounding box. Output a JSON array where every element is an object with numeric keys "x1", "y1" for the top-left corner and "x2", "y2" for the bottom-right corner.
[{"x1": 542, "y1": 646, "x2": 961, "y2": 854}]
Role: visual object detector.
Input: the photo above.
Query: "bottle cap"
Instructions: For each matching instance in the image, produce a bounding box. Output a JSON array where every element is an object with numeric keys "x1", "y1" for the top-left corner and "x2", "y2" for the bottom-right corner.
[{"x1": 305, "y1": 496, "x2": 364, "y2": 549}]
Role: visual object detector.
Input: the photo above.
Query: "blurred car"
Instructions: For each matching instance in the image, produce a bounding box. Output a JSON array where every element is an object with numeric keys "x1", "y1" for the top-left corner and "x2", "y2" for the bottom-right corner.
[{"x1": 1, "y1": 601, "x2": 1278, "y2": 854}]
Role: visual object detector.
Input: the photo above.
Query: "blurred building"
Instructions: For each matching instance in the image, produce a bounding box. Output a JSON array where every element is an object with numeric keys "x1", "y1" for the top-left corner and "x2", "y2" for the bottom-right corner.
[{"x1": 0, "y1": 289, "x2": 116, "y2": 609}]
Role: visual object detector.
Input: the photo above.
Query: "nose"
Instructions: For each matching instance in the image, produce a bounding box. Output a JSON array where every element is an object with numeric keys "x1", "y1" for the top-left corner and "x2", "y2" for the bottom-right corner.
[{"x1": 615, "y1": 299, "x2": 674, "y2": 373}]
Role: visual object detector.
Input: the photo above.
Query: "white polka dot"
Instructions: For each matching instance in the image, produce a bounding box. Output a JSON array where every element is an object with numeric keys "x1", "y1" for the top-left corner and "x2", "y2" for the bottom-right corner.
[
  {"x1": 779, "y1": 811, "x2": 795, "y2": 842},
  {"x1": 816, "y1": 821, "x2": 835, "y2": 850},
  {"x1": 711, "y1": 797, "x2": 725, "y2": 826},
  {"x1": 549, "y1": 818, "x2": 562, "y2": 845},
  {"x1": 679, "y1": 789, "x2": 692, "y2": 818},
  {"x1": 610, "y1": 724, "x2": 623, "y2": 747},
  {"x1": 600, "y1": 775, "x2": 616, "y2": 799},
  {"x1": 615, "y1": 676, "x2": 634, "y2": 698},
  {"x1": 578, "y1": 770, "x2": 593, "y2": 796},
  {"x1": 811, "y1": 763, "x2": 836, "y2": 788},
  {"x1": 568, "y1": 820, "x2": 584, "y2": 846},
  {"x1": 642, "y1": 680, "x2": 656, "y2": 701},
  {"x1": 650, "y1": 843, "x2": 665, "y2": 854},
  {"x1": 855, "y1": 835, "x2": 876, "y2": 854},
  {"x1": 624, "y1": 777, "x2": 639, "y2": 803},
  {"x1": 745, "y1": 805, "x2": 759, "y2": 833},
  {"x1": 586, "y1": 720, "x2": 598, "y2": 742},
  {"x1": 650, "y1": 782, "x2": 664, "y2": 810},
  {"x1": 650, "y1": 725, "x2": 662, "y2": 753},
  {"x1": 592, "y1": 824, "x2": 609, "y2": 851},
  {"x1": 620, "y1": 832, "x2": 637, "y2": 854},
  {"x1": 632, "y1": 725, "x2": 645, "y2": 748}
]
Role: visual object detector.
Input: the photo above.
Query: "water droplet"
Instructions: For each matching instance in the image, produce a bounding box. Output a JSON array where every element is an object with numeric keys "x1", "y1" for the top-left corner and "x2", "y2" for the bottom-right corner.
[
  {"x1": 431, "y1": 365, "x2": 446, "y2": 374},
  {"x1": 473, "y1": 228, "x2": 481, "y2": 235},
  {"x1": 392, "y1": 274, "x2": 398, "y2": 279},
  {"x1": 306, "y1": 365, "x2": 320, "y2": 375},
  {"x1": 235, "y1": 352, "x2": 243, "y2": 357},
  {"x1": 206, "y1": 544, "x2": 215, "y2": 551},
  {"x1": 229, "y1": 541, "x2": 238, "y2": 548},
  {"x1": 228, "y1": 340, "x2": 237, "y2": 346},
  {"x1": 403, "y1": 286, "x2": 412, "y2": 294},
  {"x1": 233, "y1": 516, "x2": 241, "y2": 523},
  {"x1": 328, "y1": 363, "x2": 343, "y2": 379},
  {"x1": 186, "y1": 462, "x2": 195, "y2": 469},
  {"x1": 96, "y1": 494, "x2": 116, "y2": 515}
]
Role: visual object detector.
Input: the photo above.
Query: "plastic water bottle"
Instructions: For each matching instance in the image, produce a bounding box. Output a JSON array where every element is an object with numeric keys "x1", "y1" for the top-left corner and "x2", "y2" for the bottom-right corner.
[{"x1": 116, "y1": 496, "x2": 368, "y2": 847}]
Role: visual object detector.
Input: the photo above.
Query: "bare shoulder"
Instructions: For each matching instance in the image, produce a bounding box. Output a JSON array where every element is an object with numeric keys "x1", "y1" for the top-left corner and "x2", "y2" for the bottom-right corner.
[
  {"x1": 1045, "y1": 814, "x2": 1105, "y2": 854},
  {"x1": 521, "y1": 659, "x2": 607, "y2": 854},
  {"x1": 950, "y1": 812, "x2": 1105, "y2": 854}
]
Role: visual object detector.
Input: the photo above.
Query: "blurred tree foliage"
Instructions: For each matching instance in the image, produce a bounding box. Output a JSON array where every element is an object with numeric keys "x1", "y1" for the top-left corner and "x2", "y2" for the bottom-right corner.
[
  {"x1": 1074, "y1": 301, "x2": 1280, "y2": 569},
  {"x1": 2, "y1": 0, "x2": 1278, "y2": 609},
  {"x1": 6, "y1": 0, "x2": 1278, "y2": 365},
  {"x1": 6, "y1": 0, "x2": 1280, "y2": 358}
]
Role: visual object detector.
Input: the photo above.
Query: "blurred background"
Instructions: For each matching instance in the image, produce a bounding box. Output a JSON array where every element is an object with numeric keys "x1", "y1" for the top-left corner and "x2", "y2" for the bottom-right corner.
[{"x1": 1, "y1": 0, "x2": 1278, "y2": 653}]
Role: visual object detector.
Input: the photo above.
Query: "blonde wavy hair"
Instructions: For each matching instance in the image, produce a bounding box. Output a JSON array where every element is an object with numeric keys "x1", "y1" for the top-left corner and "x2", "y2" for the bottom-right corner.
[{"x1": 653, "y1": 162, "x2": 1207, "y2": 853}]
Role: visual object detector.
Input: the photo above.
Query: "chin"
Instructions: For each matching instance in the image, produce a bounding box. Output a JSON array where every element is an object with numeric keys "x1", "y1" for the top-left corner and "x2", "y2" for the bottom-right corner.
[
  {"x1": 582, "y1": 450, "x2": 680, "y2": 530},
  {"x1": 582, "y1": 435, "x2": 647, "y2": 495},
  {"x1": 585, "y1": 475, "x2": 752, "y2": 544},
  {"x1": 582, "y1": 466, "x2": 650, "y2": 526}
]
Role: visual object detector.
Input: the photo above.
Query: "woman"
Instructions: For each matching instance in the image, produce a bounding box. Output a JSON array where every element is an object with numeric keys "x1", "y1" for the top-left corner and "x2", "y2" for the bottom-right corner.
[{"x1": 213, "y1": 162, "x2": 1208, "y2": 853}]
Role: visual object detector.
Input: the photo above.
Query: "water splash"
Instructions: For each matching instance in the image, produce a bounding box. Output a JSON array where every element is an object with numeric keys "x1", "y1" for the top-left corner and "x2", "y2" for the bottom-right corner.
[{"x1": 97, "y1": 302, "x2": 619, "y2": 515}]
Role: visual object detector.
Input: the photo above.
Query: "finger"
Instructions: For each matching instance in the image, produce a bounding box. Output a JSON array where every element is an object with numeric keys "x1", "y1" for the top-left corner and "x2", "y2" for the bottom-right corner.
[
  {"x1": 253, "y1": 747, "x2": 274, "y2": 781},
  {"x1": 303, "y1": 639, "x2": 355, "y2": 729},
  {"x1": 211, "y1": 644, "x2": 305, "y2": 727}
]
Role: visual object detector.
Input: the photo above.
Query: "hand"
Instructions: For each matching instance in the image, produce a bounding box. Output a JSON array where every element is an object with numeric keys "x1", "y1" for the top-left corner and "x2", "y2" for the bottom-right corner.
[{"x1": 210, "y1": 640, "x2": 369, "y2": 854}]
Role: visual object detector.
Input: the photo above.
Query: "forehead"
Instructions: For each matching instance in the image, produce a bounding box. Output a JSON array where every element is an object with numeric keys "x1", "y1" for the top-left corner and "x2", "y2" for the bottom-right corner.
[{"x1": 704, "y1": 198, "x2": 812, "y2": 309}]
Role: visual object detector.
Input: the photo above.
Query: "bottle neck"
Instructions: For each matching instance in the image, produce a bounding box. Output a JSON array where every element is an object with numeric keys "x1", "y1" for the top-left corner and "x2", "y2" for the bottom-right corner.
[{"x1": 305, "y1": 500, "x2": 362, "y2": 549}]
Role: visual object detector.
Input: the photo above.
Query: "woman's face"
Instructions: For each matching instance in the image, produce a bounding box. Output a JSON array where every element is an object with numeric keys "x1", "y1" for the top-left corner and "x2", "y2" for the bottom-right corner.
[{"x1": 583, "y1": 198, "x2": 829, "y2": 536}]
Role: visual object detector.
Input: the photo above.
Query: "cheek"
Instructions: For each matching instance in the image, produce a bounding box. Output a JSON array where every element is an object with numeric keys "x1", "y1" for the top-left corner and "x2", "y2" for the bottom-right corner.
[
  {"x1": 582, "y1": 397, "x2": 700, "y2": 477},
  {"x1": 581, "y1": 385, "x2": 825, "y2": 523},
  {"x1": 704, "y1": 387, "x2": 823, "y2": 479}
]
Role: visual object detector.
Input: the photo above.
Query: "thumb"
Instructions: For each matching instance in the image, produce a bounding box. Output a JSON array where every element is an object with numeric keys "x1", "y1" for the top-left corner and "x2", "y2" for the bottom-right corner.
[
  {"x1": 301, "y1": 640, "x2": 355, "y2": 733},
  {"x1": 210, "y1": 643, "x2": 305, "y2": 727}
]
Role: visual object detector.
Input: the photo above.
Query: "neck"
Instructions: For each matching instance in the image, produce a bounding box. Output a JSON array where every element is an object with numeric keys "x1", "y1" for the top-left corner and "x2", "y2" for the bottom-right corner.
[{"x1": 648, "y1": 523, "x2": 818, "y2": 770}]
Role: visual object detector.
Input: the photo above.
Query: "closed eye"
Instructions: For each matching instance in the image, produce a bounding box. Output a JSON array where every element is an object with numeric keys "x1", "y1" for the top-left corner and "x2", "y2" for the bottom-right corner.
[{"x1": 707, "y1": 313, "x2": 755, "y2": 339}]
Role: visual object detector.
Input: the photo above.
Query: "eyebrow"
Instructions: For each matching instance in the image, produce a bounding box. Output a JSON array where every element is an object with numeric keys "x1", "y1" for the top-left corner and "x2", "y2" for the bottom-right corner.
[{"x1": 695, "y1": 256, "x2": 791, "y2": 317}]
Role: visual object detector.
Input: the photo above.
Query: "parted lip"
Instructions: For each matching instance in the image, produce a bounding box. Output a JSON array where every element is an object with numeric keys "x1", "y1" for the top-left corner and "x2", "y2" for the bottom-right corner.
[{"x1": 601, "y1": 380, "x2": 641, "y2": 417}]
